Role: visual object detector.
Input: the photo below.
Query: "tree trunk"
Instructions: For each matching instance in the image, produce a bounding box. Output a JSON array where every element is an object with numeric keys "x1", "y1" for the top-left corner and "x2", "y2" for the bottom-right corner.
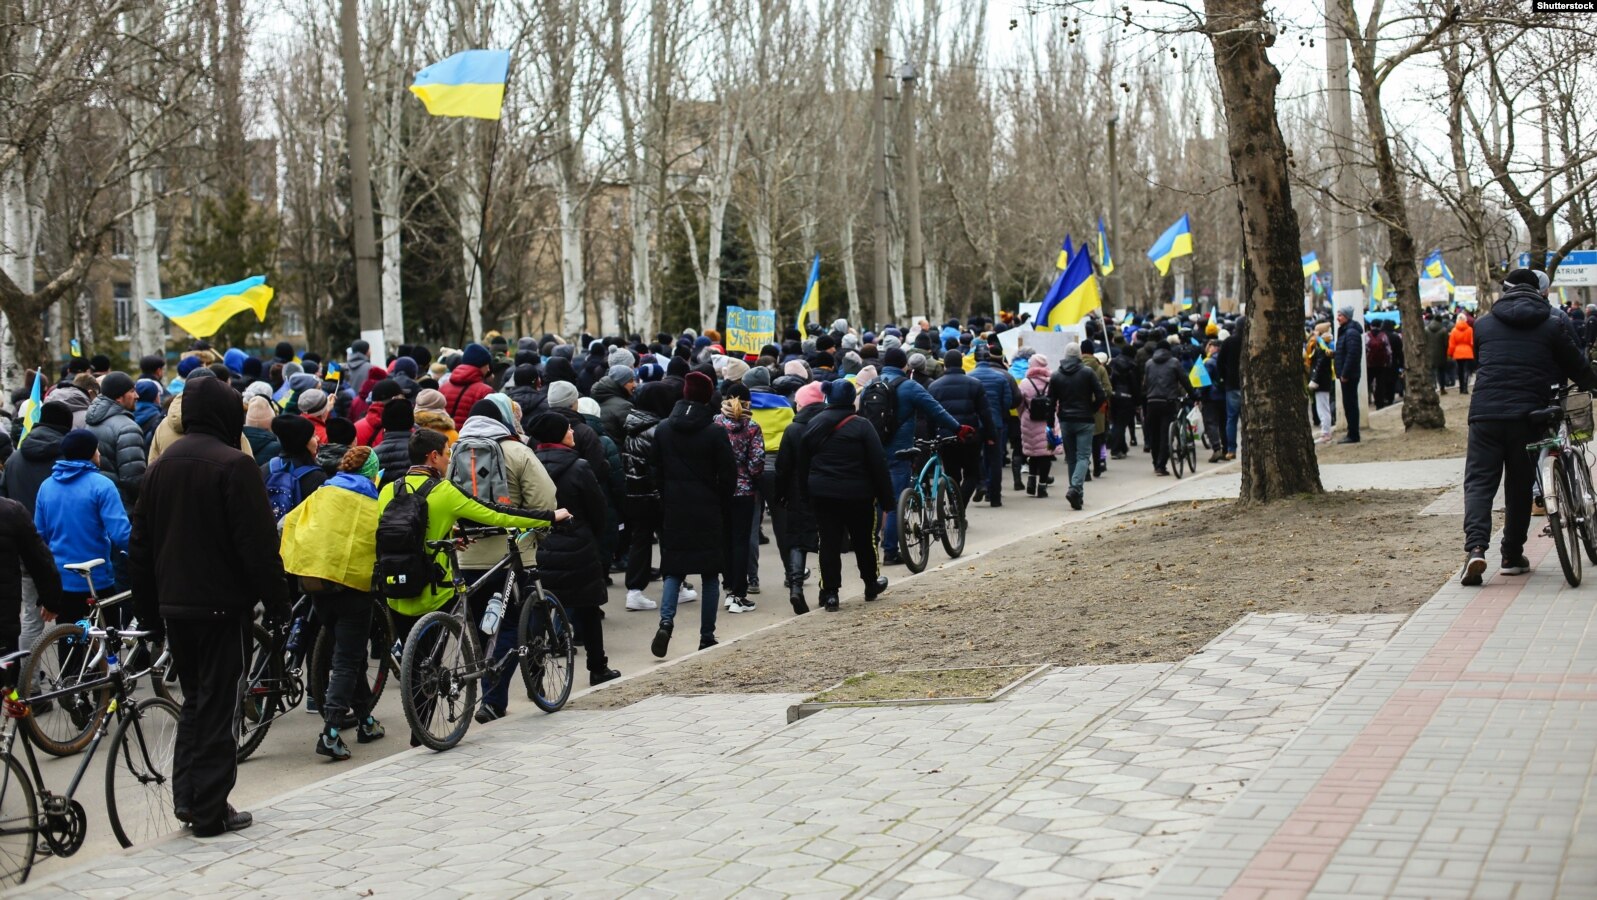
[
  {"x1": 1204, "y1": 0, "x2": 1323, "y2": 502},
  {"x1": 841, "y1": 215, "x2": 862, "y2": 327},
  {"x1": 555, "y1": 154, "x2": 586, "y2": 337},
  {"x1": 750, "y1": 203, "x2": 775, "y2": 309},
  {"x1": 127, "y1": 0, "x2": 167, "y2": 360}
]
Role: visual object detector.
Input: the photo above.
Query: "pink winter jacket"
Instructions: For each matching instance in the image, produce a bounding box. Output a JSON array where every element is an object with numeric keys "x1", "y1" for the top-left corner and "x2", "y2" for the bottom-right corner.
[{"x1": 1017, "y1": 373, "x2": 1057, "y2": 458}]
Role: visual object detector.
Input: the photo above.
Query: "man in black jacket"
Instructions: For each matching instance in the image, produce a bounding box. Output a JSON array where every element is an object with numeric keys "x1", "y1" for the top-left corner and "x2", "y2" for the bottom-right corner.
[
  {"x1": 927, "y1": 351, "x2": 992, "y2": 508},
  {"x1": 130, "y1": 376, "x2": 292, "y2": 837},
  {"x1": 1334, "y1": 308, "x2": 1363, "y2": 444},
  {"x1": 796, "y1": 380, "x2": 893, "y2": 612},
  {"x1": 0, "y1": 497, "x2": 62, "y2": 654},
  {"x1": 0, "y1": 400, "x2": 73, "y2": 657},
  {"x1": 1143, "y1": 340, "x2": 1191, "y2": 476},
  {"x1": 1050, "y1": 344, "x2": 1107, "y2": 509},
  {"x1": 1460, "y1": 269, "x2": 1597, "y2": 585},
  {"x1": 1217, "y1": 320, "x2": 1244, "y2": 458},
  {"x1": 1107, "y1": 347, "x2": 1140, "y2": 458}
]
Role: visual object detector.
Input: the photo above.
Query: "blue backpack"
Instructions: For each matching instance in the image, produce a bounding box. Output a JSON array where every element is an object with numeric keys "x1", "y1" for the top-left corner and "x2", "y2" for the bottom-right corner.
[{"x1": 265, "y1": 458, "x2": 318, "y2": 521}]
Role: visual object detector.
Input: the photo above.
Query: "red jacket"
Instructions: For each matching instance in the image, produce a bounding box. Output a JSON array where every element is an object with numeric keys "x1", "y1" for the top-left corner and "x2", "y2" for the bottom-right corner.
[
  {"x1": 354, "y1": 401, "x2": 386, "y2": 447},
  {"x1": 440, "y1": 365, "x2": 492, "y2": 429}
]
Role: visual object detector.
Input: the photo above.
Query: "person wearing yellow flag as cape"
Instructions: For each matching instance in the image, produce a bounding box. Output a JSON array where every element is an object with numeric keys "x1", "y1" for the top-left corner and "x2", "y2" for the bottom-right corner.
[{"x1": 279, "y1": 445, "x2": 388, "y2": 762}]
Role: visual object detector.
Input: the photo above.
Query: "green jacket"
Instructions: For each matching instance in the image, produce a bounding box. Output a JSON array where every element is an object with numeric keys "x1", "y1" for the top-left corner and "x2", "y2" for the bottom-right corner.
[{"x1": 377, "y1": 469, "x2": 554, "y2": 617}]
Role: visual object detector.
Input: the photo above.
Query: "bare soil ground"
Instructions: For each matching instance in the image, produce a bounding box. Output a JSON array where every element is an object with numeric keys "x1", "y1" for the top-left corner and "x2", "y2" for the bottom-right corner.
[
  {"x1": 808, "y1": 666, "x2": 1035, "y2": 703},
  {"x1": 1313, "y1": 388, "x2": 1470, "y2": 464},
  {"x1": 577, "y1": 487, "x2": 1462, "y2": 709}
]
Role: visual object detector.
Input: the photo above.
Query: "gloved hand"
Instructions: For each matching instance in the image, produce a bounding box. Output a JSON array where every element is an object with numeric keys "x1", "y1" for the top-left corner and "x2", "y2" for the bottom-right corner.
[
  {"x1": 1307, "y1": 381, "x2": 1318, "y2": 390},
  {"x1": 957, "y1": 425, "x2": 976, "y2": 443}
]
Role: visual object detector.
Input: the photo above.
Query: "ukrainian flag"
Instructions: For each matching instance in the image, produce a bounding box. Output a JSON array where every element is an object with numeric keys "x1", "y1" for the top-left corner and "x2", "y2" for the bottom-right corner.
[
  {"x1": 797, "y1": 254, "x2": 821, "y2": 337},
  {"x1": 18, "y1": 369, "x2": 41, "y2": 438},
  {"x1": 1301, "y1": 252, "x2": 1320, "y2": 277},
  {"x1": 1097, "y1": 216, "x2": 1114, "y2": 275},
  {"x1": 1188, "y1": 358, "x2": 1212, "y2": 389},
  {"x1": 1037, "y1": 245, "x2": 1101, "y2": 329},
  {"x1": 1369, "y1": 262, "x2": 1383, "y2": 311},
  {"x1": 1058, "y1": 235, "x2": 1074, "y2": 270},
  {"x1": 410, "y1": 50, "x2": 511, "y2": 121},
  {"x1": 145, "y1": 276, "x2": 274, "y2": 338},
  {"x1": 1147, "y1": 215, "x2": 1193, "y2": 276},
  {"x1": 1424, "y1": 249, "x2": 1456, "y2": 293}
]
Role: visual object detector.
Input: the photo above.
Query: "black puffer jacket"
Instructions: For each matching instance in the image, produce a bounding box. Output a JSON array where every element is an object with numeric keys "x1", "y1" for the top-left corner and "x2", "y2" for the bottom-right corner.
[
  {"x1": 1335, "y1": 320, "x2": 1363, "y2": 380},
  {"x1": 505, "y1": 383, "x2": 545, "y2": 420},
  {"x1": 590, "y1": 377, "x2": 632, "y2": 446},
  {"x1": 0, "y1": 423, "x2": 66, "y2": 512},
  {"x1": 1049, "y1": 358, "x2": 1107, "y2": 423},
  {"x1": 553, "y1": 405, "x2": 610, "y2": 487},
  {"x1": 129, "y1": 376, "x2": 291, "y2": 624},
  {"x1": 772, "y1": 402, "x2": 822, "y2": 547},
  {"x1": 1469, "y1": 288, "x2": 1597, "y2": 422},
  {"x1": 652, "y1": 399, "x2": 735, "y2": 575},
  {"x1": 85, "y1": 395, "x2": 147, "y2": 506},
  {"x1": 374, "y1": 428, "x2": 413, "y2": 484},
  {"x1": 928, "y1": 371, "x2": 993, "y2": 440},
  {"x1": 621, "y1": 407, "x2": 663, "y2": 499},
  {"x1": 530, "y1": 445, "x2": 608, "y2": 609},
  {"x1": 796, "y1": 405, "x2": 894, "y2": 507},
  {"x1": 1143, "y1": 347, "x2": 1191, "y2": 402},
  {"x1": 1108, "y1": 352, "x2": 1140, "y2": 398},
  {"x1": 0, "y1": 497, "x2": 62, "y2": 653}
]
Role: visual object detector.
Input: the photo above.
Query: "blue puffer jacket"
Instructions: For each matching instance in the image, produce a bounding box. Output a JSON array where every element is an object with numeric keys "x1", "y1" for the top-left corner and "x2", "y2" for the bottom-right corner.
[
  {"x1": 878, "y1": 366, "x2": 961, "y2": 454},
  {"x1": 928, "y1": 371, "x2": 993, "y2": 441},
  {"x1": 33, "y1": 459, "x2": 131, "y2": 595},
  {"x1": 969, "y1": 361, "x2": 1016, "y2": 437}
]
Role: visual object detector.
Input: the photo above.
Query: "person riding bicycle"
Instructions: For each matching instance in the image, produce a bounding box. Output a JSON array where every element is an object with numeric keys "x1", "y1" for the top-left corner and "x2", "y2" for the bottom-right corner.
[
  {"x1": 877, "y1": 347, "x2": 966, "y2": 565},
  {"x1": 1460, "y1": 267, "x2": 1597, "y2": 586},
  {"x1": 794, "y1": 379, "x2": 894, "y2": 613}
]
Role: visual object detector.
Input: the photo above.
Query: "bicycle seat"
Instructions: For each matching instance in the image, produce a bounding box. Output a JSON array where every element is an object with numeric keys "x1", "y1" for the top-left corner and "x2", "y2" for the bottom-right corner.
[
  {"x1": 0, "y1": 651, "x2": 24, "y2": 691},
  {"x1": 64, "y1": 559, "x2": 106, "y2": 575},
  {"x1": 425, "y1": 539, "x2": 456, "y2": 552},
  {"x1": 894, "y1": 449, "x2": 920, "y2": 461},
  {"x1": 1529, "y1": 406, "x2": 1563, "y2": 426}
]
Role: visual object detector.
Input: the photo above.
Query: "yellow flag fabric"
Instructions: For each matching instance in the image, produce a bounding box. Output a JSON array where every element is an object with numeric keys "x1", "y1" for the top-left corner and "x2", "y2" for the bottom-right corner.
[{"x1": 279, "y1": 483, "x2": 381, "y2": 592}]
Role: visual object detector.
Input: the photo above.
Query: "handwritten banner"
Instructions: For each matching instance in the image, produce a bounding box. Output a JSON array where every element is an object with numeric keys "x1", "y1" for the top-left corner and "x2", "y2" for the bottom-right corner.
[{"x1": 725, "y1": 306, "x2": 777, "y2": 356}]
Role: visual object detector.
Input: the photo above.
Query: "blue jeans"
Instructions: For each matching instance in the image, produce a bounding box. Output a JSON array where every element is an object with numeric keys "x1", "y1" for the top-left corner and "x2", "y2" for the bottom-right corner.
[
  {"x1": 660, "y1": 573, "x2": 719, "y2": 644},
  {"x1": 882, "y1": 460, "x2": 912, "y2": 558},
  {"x1": 1224, "y1": 389, "x2": 1242, "y2": 454},
  {"x1": 1061, "y1": 421, "x2": 1095, "y2": 494},
  {"x1": 480, "y1": 623, "x2": 519, "y2": 713}
]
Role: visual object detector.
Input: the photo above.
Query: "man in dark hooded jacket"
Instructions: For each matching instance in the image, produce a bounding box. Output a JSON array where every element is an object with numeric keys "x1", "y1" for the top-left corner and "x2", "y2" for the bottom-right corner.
[
  {"x1": 1460, "y1": 269, "x2": 1597, "y2": 585},
  {"x1": 130, "y1": 376, "x2": 291, "y2": 837},
  {"x1": 0, "y1": 400, "x2": 72, "y2": 656}
]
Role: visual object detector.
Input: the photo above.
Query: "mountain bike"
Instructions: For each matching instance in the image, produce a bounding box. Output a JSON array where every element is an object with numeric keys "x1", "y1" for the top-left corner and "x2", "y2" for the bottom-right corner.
[
  {"x1": 894, "y1": 436, "x2": 968, "y2": 574},
  {"x1": 0, "y1": 626, "x2": 181, "y2": 886},
  {"x1": 236, "y1": 592, "x2": 317, "y2": 761},
  {"x1": 399, "y1": 526, "x2": 574, "y2": 751},
  {"x1": 1169, "y1": 399, "x2": 1200, "y2": 479},
  {"x1": 1529, "y1": 387, "x2": 1597, "y2": 587}
]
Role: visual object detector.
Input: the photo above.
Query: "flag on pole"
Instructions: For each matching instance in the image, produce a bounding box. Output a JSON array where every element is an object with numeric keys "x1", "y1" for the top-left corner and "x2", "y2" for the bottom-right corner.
[
  {"x1": 1369, "y1": 262, "x2": 1384, "y2": 311},
  {"x1": 69, "y1": 339, "x2": 82, "y2": 358},
  {"x1": 1424, "y1": 249, "x2": 1456, "y2": 293},
  {"x1": 145, "y1": 275, "x2": 274, "y2": 338},
  {"x1": 1188, "y1": 358, "x2": 1212, "y2": 389},
  {"x1": 1097, "y1": 216, "x2": 1114, "y2": 275},
  {"x1": 1147, "y1": 215, "x2": 1193, "y2": 276},
  {"x1": 1037, "y1": 246, "x2": 1102, "y2": 328},
  {"x1": 410, "y1": 50, "x2": 511, "y2": 120},
  {"x1": 1058, "y1": 235, "x2": 1074, "y2": 270},
  {"x1": 797, "y1": 254, "x2": 822, "y2": 338},
  {"x1": 1301, "y1": 252, "x2": 1320, "y2": 277},
  {"x1": 18, "y1": 368, "x2": 42, "y2": 439}
]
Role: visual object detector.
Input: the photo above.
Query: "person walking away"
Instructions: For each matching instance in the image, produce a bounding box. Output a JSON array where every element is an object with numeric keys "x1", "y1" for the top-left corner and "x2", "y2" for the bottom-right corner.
[
  {"x1": 1424, "y1": 313, "x2": 1450, "y2": 394},
  {"x1": 1080, "y1": 342, "x2": 1112, "y2": 478},
  {"x1": 1218, "y1": 321, "x2": 1244, "y2": 459},
  {"x1": 794, "y1": 380, "x2": 893, "y2": 612},
  {"x1": 1143, "y1": 339, "x2": 1190, "y2": 476},
  {"x1": 278, "y1": 446, "x2": 387, "y2": 760},
  {"x1": 344, "y1": 340, "x2": 374, "y2": 396},
  {"x1": 649, "y1": 372, "x2": 735, "y2": 657},
  {"x1": 243, "y1": 396, "x2": 281, "y2": 464},
  {"x1": 1016, "y1": 355, "x2": 1058, "y2": 497},
  {"x1": 870, "y1": 347, "x2": 966, "y2": 565},
  {"x1": 0, "y1": 401, "x2": 72, "y2": 659},
  {"x1": 373, "y1": 398, "x2": 416, "y2": 485},
  {"x1": 968, "y1": 344, "x2": 1015, "y2": 507},
  {"x1": 129, "y1": 376, "x2": 292, "y2": 836},
  {"x1": 773, "y1": 381, "x2": 826, "y2": 613},
  {"x1": 0, "y1": 495, "x2": 61, "y2": 654},
  {"x1": 590, "y1": 365, "x2": 635, "y2": 447},
  {"x1": 263, "y1": 415, "x2": 328, "y2": 520},
  {"x1": 133, "y1": 380, "x2": 164, "y2": 446},
  {"x1": 620, "y1": 390, "x2": 678, "y2": 610},
  {"x1": 1200, "y1": 340, "x2": 1228, "y2": 460},
  {"x1": 714, "y1": 383, "x2": 765, "y2": 614},
  {"x1": 1366, "y1": 320, "x2": 1395, "y2": 409},
  {"x1": 927, "y1": 350, "x2": 992, "y2": 509},
  {"x1": 1334, "y1": 307, "x2": 1364, "y2": 443},
  {"x1": 1459, "y1": 269, "x2": 1597, "y2": 585},
  {"x1": 745, "y1": 366, "x2": 793, "y2": 595},
  {"x1": 1307, "y1": 323, "x2": 1337, "y2": 444},
  {"x1": 1449, "y1": 313, "x2": 1476, "y2": 394},
  {"x1": 84, "y1": 371, "x2": 147, "y2": 508},
  {"x1": 34, "y1": 429, "x2": 131, "y2": 628},
  {"x1": 525, "y1": 413, "x2": 619, "y2": 687},
  {"x1": 1049, "y1": 343, "x2": 1106, "y2": 509},
  {"x1": 440, "y1": 343, "x2": 496, "y2": 430},
  {"x1": 1107, "y1": 345, "x2": 1140, "y2": 460}
]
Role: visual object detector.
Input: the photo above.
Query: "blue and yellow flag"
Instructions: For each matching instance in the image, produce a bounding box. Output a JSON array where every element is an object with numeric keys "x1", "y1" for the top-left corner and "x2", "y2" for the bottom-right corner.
[
  {"x1": 1424, "y1": 249, "x2": 1456, "y2": 293},
  {"x1": 1301, "y1": 252, "x2": 1320, "y2": 277},
  {"x1": 69, "y1": 339, "x2": 82, "y2": 358},
  {"x1": 410, "y1": 50, "x2": 511, "y2": 121},
  {"x1": 1059, "y1": 235, "x2": 1074, "y2": 270},
  {"x1": 1369, "y1": 262, "x2": 1383, "y2": 312},
  {"x1": 1097, "y1": 216, "x2": 1114, "y2": 275},
  {"x1": 1147, "y1": 215, "x2": 1193, "y2": 276},
  {"x1": 146, "y1": 276, "x2": 273, "y2": 338},
  {"x1": 1037, "y1": 245, "x2": 1101, "y2": 328},
  {"x1": 1188, "y1": 359, "x2": 1212, "y2": 389},
  {"x1": 797, "y1": 254, "x2": 821, "y2": 338},
  {"x1": 18, "y1": 368, "x2": 42, "y2": 439}
]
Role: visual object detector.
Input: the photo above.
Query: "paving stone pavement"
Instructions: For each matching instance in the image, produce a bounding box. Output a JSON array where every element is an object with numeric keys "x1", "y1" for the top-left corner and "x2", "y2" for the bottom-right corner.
[{"x1": 23, "y1": 611, "x2": 1401, "y2": 899}]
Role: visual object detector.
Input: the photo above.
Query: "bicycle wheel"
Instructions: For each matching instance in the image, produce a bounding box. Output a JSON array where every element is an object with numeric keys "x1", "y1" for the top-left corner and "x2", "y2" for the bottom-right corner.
[
  {"x1": 149, "y1": 644, "x2": 183, "y2": 707},
  {"x1": 1572, "y1": 454, "x2": 1597, "y2": 564},
  {"x1": 520, "y1": 591, "x2": 575, "y2": 713},
  {"x1": 1550, "y1": 456, "x2": 1582, "y2": 587},
  {"x1": 935, "y1": 477, "x2": 967, "y2": 559},
  {"x1": 400, "y1": 611, "x2": 478, "y2": 751},
  {"x1": 1168, "y1": 421, "x2": 1185, "y2": 478},
  {"x1": 236, "y1": 623, "x2": 282, "y2": 762},
  {"x1": 897, "y1": 488, "x2": 930, "y2": 574},
  {"x1": 1185, "y1": 427, "x2": 1200, "y2": 474},
  {"x1": 20, "y1": 624, "x2": 110, "y2": 757},
  {"x1": 309, "y1": 606, "x2": 395, "y2": 713},
  {"x1": 105, "y1": 697, "x2": 181, "y2": 848},
  {"x1": 0, "y1": 752, "x2": 37, "y2": 887}
]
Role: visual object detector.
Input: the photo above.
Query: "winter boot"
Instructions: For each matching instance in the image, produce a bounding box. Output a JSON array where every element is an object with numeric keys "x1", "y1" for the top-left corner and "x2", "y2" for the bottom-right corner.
[{"x1": 1026, "y1": 474, "x2": 1038, "y2": 497}]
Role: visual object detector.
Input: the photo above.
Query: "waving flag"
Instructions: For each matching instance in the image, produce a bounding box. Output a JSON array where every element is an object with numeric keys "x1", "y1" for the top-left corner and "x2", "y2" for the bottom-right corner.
[
  {"x1": 1058, "y1": 235, "x2": 1074, "y2": 270},
  {"x1": 797, "y1": 254, "x2": 821, "y2": 338},
  {"x1": 1188, "y1": 358, "x2": 1212, "y2": 389},
  {"x1": 1147, "y1": 215, "x2": 1193, "y2": 276},
  {"x1": 145, "y1": 276, "x2": 273, "y2": 338},
  {"x1": 1301, "y1": 252, "x2": 1320, "y2": 277},
  {"x1": 1097, "y1": 217, "x2": 1114, "y2": 275},
  {"x1": 18, "y1": 368, "x2": 42, "y2": 439},
  {"x1": 1037, "y1": 246, "x2": 1102, "y2": 328},
  {"x1": 410, "y1": 50, "x2": 511, "y2": 120}
]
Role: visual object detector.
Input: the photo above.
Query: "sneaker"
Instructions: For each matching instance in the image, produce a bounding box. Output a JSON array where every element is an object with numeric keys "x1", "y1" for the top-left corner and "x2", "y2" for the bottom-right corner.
[
  {"x1": 626, "y1": 590, "x2": 658, "y2": 611},
  {"x1": 679, "y1": 584, "x2": 699, "y2": 603},
  {"x1": 698, "y1": 638, "x2": 718, "y2": 651},
  {"x1": 725, "y1": 596, "x2": 755, "y2": 614},
  {"x1": 1461, "y1": 549, "x2": 1487, "y2": 586},
  {"x1": 590, "y1": 668, "x2": 621, "y2": 686},
  {"x1": 474, "y1": 706, "x2": 505, "y2": 725},
  {"x1": 1500, "y1": 554, "x2": 1531, "y2": 575},
  {"x1": 747, "y1": 576, "x2": 761, "y2": 595},
  {"x1": 356, "y1": 717, "x2": 385, "y2": 743},
  {"x1": 192, "y1": 806, "x2": 253, "y2": 837},
  {"x1": 1155, "y1": 469, "x2": 1169, "y2": 477},
  {"x1": 651, "y1": 622, "x2": 673, "y2": 658},
  {"x1": 306, "y1": 696, "x2": 320, "y2": 715},
  {"x1": 881, "y1": 553, "x2": 903, "y2": 567},
  {"x1": 315, "y1": 727, "x2": 351, "y2": 762}
]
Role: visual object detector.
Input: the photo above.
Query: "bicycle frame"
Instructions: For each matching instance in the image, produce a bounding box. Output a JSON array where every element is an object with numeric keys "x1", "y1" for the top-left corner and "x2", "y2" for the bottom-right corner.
[{"x1": 433, "y1": 531, "x2": 538, "y2": 686}]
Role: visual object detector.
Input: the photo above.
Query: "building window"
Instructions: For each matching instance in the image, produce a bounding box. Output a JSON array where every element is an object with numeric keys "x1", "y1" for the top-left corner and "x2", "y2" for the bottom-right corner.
[
  {"x1": 280, "y1": 307, "x2": 304, "y2": 335},
  {"x1": 114, "y1": 283, "x2": 133, "y2": 340}
]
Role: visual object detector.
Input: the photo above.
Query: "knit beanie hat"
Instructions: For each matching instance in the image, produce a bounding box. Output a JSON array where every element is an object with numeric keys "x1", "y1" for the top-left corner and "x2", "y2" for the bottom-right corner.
[
  {"x1": 177, "y1": 356, "x2": 205, "y2": 378},
  {"x1": 244, "y1": 396, "x2": 275, "y2": 430},
  {"x1": 461, "y1": 343, "x2": 492, "y2": 368},
  {"x1": 297, "y1": 388, "x2": 331, "y2": 417},
  {"x1": 391, "y1": 356, "x2": 419, "y2": 377},
  {"x1": 783, "y1": 359, "x2": 810, "y2": 379},
  {"x1": 827, "y1": 379, "x2": 857, "y2": 408},
  {"x1": 684, "y1": 371, "x2": 713, "y2": 404},
  {"x1": 271, "y1": 414, "x2": 315, "y2": 453},
  {"x1": 325, "y1": 417, "x2": 356, "y2": 446},
  {"x1": 371, "y1": 379, "x2": 403, "y2": 402},
  {"x1": 381, "y1": 397, "x2": 415, "y2": 432},
  {"x1": 636, "y1": 362, "x2": 664, "y2": 383},
  {"x1": 134, "y1": 379, "x2": 161, "y2": 403},
  {"x1": 60, "y1": 429, "x2": 98, "y2": 461},
  {"x1": 743, "y1": 366, "x2": 771, "y2": 388},
  {"x1": 883, "y1": 347, "x2": 909, "y2": 370},
  {"x1": 795, "y1": 381, "x2": 826, "y2": 408},
  {"x1": 607, "y1": 364, "x2": 636, "y2": 385},
  {"x1": 576, "y1": 396, "x2": 602, "y2": 419},
  {"x1": 526, "y1": 412, "x2": 571, "y2": 444},
  {"x1": 415, "y1": 388, "x2": 447, "y2": 411},
  {"x1": 100, "y1": 371, "x2": 136, "y2": 400},
  {"x1": 943, "y1": 350, "x2": 963, "y2": 371},
  {"x1": 547, "y1": 381, "x2": 580, "y2": 409},
  {"x1": 38, "y1": 401, "x2": 73, "y2": 432},
  {"x1": 607, "y1": 346, "x2": 636, "y2": 369}
]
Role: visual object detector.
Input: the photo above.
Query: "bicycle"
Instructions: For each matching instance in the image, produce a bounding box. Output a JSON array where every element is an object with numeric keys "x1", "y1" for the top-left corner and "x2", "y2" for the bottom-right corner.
[
  {"x1": 1528, "y1": 387, "x2": 1597, "y2": 587},
  {"x1": 19, "y1": 559, "x2": 175, "y2": 758},
  {"x1": 307, "y1": 595, "x2": 398, "y2": 727},
  {"x1": 1168, "y1": 399, "x2": 1200, "y2": 479},
  {"x1": 236, "y1": 592, "x2": 317, "y2": 762},
  {"x1": 399, "y1": 526, "x2": 574, "y2": 751},
  {"x1": 0, "y1": 626, "x2": 181, "y2": 886},
  {"x1": 893, "y1": 436, "x2": 968, "y2": 574}
]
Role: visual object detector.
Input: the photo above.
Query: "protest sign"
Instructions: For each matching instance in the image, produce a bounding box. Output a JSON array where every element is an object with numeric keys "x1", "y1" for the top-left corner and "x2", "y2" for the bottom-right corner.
[{"x1": 724, "y1": 306, "x2": 776, "y2": 355}]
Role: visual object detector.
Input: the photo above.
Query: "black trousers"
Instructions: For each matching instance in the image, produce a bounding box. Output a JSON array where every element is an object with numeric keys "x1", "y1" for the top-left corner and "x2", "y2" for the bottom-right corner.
[
  {"x1": 939, "y1": 441, "x2": 983, "y2": 507},
  {"x1": 169, "y1": 615, "x2": 250, "y2": 828},
  {"x1": 814, "y1": 498, "x2": 880, "y2": 595},
  {"x1": 1109, "y1": 395, "x2": 1137, "y2": 455},
  {"x1": 1456, "y1": 359, "x2": 1476, "y2": 393},
  {"x1": 1464, "y1": 418, "x2": 1536, "y2": 557},
  {"x1": 1371, "y1": 366, "x2": 1396, "y2": 408},
  {"x1": 1202, "y1": 398, "x2": 1227, "y2": 453},
  {"x1": 311, "y1": 592, "x2": 374, "y2": 729},
  {"x1": 1145, "y1": 399, "x2": 1178, "y2": 471},
  {"x1": 623, "y1": 497, "x2": 661, "y2": 591},
  {"x1": 1341, "y1": 377, "x2": 1361, "y2": 440},
  {"x1": 725, "y1": 495, "x2": 757, "y2": 597},
  {"x1": 982, "y1": 438, "x2": 1005, "y2": 501}
]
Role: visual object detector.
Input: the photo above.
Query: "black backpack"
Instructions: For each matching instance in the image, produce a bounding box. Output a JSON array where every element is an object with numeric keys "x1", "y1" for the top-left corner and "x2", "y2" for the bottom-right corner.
[
  {"x1": 859, "y1": 376, "x2": 902, "y2": 446},
  {"x1": 1026, "y1": 376, "x2": 1056, "y2": 422},
  {"x1": 374, "y1": 476, "x2": 442, "y2": 599}
]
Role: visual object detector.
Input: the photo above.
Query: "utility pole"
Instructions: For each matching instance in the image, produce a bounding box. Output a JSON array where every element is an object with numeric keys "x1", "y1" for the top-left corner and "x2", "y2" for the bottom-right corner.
[
  {"x1": 1107, "y1": 115, "x2": 1122, "y2": 313},
  {"x1": 871, "y1": 47, "x2": 891, "y2": 328},
  {"x1": 1325, "y1": 0, "x2": 1366, "y2": 424},
  {"x1": 900, "y1": 62, "x2": 926, "y2": 321},
  {"x1": 340, "y1": 0, "x2": 384, "y2": 356}
]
